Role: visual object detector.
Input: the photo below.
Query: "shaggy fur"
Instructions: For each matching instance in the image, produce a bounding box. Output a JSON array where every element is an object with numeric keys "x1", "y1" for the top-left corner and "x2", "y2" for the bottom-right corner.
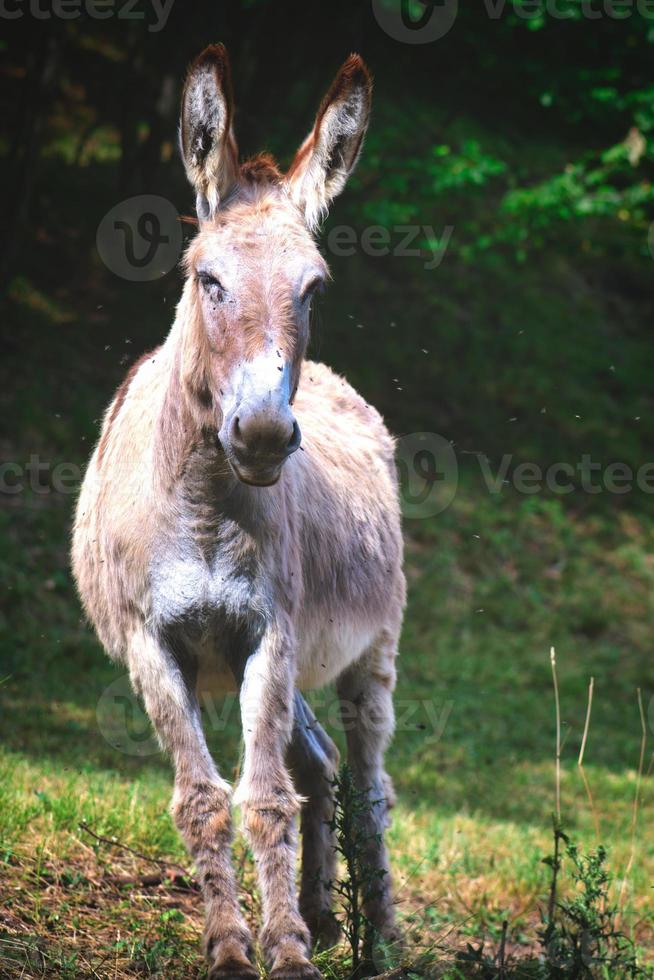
[{"x1": 72, "y1": 45, "x2": 405, "y2": 980}]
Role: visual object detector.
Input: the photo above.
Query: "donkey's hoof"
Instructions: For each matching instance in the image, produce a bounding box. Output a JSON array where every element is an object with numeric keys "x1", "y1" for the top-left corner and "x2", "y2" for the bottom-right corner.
[
  {"x1": 208, "y1": 958, "x2": 259, "y2": 980},
  {"x1": 382, "y1": 922, "x2": 406, "y2": 948},
  {"x1": 205, "y1": 931, "x2": 259, "y2": 980},
  {"x1": 269, "y1": 955, "x2": 322, "y2": 980},
  {"x1": 307, "y1": 914, "x2": 341, "y2": 950}
]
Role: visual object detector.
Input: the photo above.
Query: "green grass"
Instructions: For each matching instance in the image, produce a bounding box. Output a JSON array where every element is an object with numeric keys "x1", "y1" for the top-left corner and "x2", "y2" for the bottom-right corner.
[{"x1": 2, "y1": 429, "x2": 654, "y2": 975}]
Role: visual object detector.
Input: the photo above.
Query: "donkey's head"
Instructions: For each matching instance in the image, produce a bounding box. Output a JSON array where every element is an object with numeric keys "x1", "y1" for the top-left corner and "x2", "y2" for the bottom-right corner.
[{"x1": 179, "y1": 44, "x2": 372, "y2": 487}]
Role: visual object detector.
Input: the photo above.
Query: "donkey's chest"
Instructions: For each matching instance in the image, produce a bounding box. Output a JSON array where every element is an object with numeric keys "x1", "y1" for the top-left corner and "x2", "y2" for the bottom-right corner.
[
  {"x1": 151, "y1": 551, "x2": 256, "y2": 625},
  {"x1": 149, "y1": 513, "x2": 266, "y2": 649},
  {"x1": 150, "y1": 544, "x2": 263, "y2": 695}
]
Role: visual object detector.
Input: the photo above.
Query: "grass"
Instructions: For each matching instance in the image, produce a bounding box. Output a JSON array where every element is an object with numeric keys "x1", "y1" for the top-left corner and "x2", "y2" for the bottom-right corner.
[{"x1": 1, "y1": 442, "x2": 654, "y2": 975}]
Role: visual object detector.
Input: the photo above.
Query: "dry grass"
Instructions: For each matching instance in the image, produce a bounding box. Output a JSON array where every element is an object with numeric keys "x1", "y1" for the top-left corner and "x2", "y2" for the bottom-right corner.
[
  {"x1": 0, "y1": 827, "x2": 269, "y2": 979},
  {"x1": 0, "y1": 837, "x2": 204, "y2": 978}
]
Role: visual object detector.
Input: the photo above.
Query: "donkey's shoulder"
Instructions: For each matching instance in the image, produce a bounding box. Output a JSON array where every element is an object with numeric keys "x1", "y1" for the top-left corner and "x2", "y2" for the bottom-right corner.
[
  {"x1": 297, "y1": 359, "x2": 393, "y2": 444},
  {"x1": 96, "y1": 346, "x2": 164, "y2": 464}
]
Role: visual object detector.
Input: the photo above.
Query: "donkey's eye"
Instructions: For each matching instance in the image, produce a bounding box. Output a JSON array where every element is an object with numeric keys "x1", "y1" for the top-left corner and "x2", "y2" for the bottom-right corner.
[
  {"x1": 301, "y1": 277, "x2": 325, "y2": 305},
  {"x1": 197, "y1": 271, "x2": 224, "y2": 300}
]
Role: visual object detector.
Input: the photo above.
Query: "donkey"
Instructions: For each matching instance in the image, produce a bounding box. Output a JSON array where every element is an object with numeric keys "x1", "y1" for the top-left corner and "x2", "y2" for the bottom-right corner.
[{"x1": 72, "y1": 45, "x2": 405, "y2": 980}]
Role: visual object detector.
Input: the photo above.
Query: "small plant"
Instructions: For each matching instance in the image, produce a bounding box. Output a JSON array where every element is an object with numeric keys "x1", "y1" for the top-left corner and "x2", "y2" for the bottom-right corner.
[
  {"x1": 451, "y1": 829, "x2": 652, "y2": 979},
  {"x1": 452, "y1": 658, "x2": 653, "y2": 980},
  {"x1": 454, "y1": 929, "x2": 514, "y2": 980},
  {"x1": 537, "y1": 659, "x2": 651, "y2": 979},
  {"x1": 328, "y1": 764, "x2": 389, "y2": 979},
  {"x1": 540, "y1": 827, "x2": 650, "y2": 980},
  {"x1": 119, "y1": 908, "x2": 186, "y2": 976}
]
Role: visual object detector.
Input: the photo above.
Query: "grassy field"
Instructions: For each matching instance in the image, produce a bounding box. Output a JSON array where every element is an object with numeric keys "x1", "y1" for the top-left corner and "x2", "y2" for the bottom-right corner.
[{"x1": 2, "y1": 286, "x2": 654, "y2": 976}]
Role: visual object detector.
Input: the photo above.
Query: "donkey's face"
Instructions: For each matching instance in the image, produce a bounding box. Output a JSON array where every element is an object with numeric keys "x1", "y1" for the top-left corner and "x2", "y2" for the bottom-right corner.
[
  {"x1": 180, "y1": 45, "x2": 372, "y2": 486},
  {"x1": 185, "y1": 191, "x2": 327, "y2": 487}
]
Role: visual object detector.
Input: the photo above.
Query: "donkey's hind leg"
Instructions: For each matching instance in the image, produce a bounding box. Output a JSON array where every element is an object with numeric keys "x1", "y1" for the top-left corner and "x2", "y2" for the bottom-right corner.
[
  {"x1": 287, "y1": 692, "x2": 340, "y2": 949},
  {"x1": 128, "y1": 628, "x2": 256, "y2": 980},
  {"x1": 335, "y1": 625, "x2": 401, "y2": 944}
]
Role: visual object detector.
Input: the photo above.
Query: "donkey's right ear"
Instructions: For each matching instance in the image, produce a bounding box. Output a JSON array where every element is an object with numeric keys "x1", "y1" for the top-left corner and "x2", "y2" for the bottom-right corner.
[
  {"x1": 180, "y1": 44, "x2": 239, "y2": 222},
  {"x1": 286, "y1": 55, "x2": 372, "y2": 231}
]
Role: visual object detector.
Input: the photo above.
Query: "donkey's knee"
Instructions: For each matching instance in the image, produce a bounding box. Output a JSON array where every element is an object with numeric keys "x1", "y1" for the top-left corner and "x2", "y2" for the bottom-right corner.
[
  {"x1": 238, "y1": 783, "x2": 313, "y2": 967},
  {"x1": 171, "y1": 779, "x2": 231, "y2": 868}
]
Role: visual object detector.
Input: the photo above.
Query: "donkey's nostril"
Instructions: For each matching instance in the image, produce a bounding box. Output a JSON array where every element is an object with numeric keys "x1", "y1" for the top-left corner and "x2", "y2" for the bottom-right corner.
[
  {"x1": 288, "y1": 420, "x2": 301, "y2": 453},
  {"x1": 228, "y1": 407, "x2": 299, "y2": 461},
  {"x1": 230, "y1": 415, "x2": 246, "y2": 449}
]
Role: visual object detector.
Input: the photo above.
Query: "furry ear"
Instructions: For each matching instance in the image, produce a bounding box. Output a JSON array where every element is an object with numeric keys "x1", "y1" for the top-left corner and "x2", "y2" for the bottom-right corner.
[
  {"x1": 180, "y1": 44, "x2": 239, "y2": 222},
  {"x1": 286, "y1": 54, "x2": 372, "y2": 231}
]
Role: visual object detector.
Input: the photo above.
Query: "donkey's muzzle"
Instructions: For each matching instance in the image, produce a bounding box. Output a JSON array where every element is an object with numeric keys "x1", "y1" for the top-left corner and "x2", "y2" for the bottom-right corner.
[{"x1": 223, "y1": 405, "x2": 301, "y2": 487}]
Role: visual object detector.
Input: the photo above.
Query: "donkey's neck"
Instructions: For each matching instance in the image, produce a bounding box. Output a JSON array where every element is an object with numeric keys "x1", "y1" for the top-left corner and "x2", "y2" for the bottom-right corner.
[
  {"x1": 152, "y1": 288, "x2": 273, "y2": 529},
  {"x1": 153, "y1": 284, "x2": 284, "y2": 540},
  {"x1": 150, "y1": 286, "x2": 217, "y2": 483}
]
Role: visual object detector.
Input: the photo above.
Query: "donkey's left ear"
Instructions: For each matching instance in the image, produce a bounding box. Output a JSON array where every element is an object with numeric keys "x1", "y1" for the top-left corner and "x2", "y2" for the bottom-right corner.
[
  {"x1": 180, "y1": 44, "x2": 239, "y2": 222},
  {"x1": 286, "y1": 54, "x2": 372, "y2": 230}
]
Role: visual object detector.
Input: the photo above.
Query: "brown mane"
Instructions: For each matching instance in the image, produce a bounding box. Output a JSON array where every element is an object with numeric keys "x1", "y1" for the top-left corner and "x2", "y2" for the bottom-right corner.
[{"x1": 239, "y1": 152, "x2": 283, "y2": 185}]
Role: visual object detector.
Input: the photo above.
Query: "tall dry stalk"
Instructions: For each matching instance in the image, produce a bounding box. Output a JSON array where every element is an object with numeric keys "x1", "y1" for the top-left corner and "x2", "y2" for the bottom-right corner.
[
  {"x1": 550, "y1": 647, "x2": 561, "y2": 824},
  {"x1": 547, "y1": 647, "x2": 563, "y2": 926},
  {"x1": 577, "y1": 676, "x2": 600, "y2": 841},
  {"x1": 616, "y1": 688, "x2": 647, "y2": 921}
]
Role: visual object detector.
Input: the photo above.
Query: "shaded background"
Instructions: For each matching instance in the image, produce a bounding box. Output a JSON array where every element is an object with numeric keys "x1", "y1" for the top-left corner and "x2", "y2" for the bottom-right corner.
[
  {"x1": 3, "y1": 1, "x2": 654, "y2": 457},
  {"x1": 1, "y1": 0, "x2": 654, "y2": 974}
]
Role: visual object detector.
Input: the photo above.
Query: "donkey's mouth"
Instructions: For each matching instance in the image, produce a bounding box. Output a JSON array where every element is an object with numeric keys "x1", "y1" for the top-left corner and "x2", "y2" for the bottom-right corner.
[{"x1": 229, "y1": 458, "x2": 283, "y2": 488}]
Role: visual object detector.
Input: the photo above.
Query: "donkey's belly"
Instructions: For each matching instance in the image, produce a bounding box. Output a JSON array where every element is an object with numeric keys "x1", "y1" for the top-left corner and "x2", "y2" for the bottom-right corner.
[{"x1": 295, "y1": 615, "x2": 378, "y2": 691}]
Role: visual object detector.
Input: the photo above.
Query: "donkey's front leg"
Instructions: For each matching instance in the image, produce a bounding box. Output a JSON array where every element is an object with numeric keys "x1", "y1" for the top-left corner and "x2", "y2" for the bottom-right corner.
[
  {"x1": 128, "y1": 629, "x2": 256, "y2": 980},
  {"x1": 235, "y1": 620, "x2": 319, "y2": 980}
]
